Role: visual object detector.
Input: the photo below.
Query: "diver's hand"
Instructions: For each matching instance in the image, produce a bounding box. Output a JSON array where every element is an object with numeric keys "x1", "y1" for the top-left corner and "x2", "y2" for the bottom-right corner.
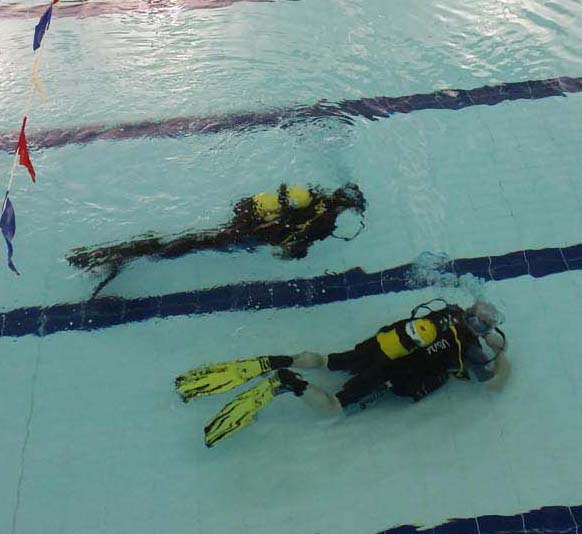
[
  {"x1": 272, "y1": 247, "x2": 290, "y2": 259},
  {"x1": 483, "y1": 330, "x2": 505, "y2": 353},
  {"x1": 274, "y1": 243, "x2": 308, "y2": 260},
  {"x1": 486, "y1": 350, "x2": 511, "y2": 392}
]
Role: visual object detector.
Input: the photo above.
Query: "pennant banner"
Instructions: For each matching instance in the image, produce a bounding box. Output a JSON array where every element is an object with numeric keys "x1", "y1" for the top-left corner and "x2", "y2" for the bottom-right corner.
[
  {"x1": 1, "y1": 1, "x2": 59, "y2": 274},
  {"x1": 16, "y1": 117, "x2": 36, "y2": 183},
  {"x1": 0, "y1": 196, "x2": 20, "y2": 275}
]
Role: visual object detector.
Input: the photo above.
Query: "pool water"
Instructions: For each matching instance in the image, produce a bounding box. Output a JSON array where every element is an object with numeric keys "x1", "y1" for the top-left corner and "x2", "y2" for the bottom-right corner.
[{"x1": 1, "y1": 1, "x2": 582, "y2": 533}]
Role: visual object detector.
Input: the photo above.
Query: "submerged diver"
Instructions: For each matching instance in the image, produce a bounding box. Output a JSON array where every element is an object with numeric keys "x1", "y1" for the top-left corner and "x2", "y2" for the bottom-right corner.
[
  {"x1": 176, "y1": 300, "x2": 508, "y2": 447},
  {"x1": 67, "y1": 183, "x2": 366, "y2": 298}
]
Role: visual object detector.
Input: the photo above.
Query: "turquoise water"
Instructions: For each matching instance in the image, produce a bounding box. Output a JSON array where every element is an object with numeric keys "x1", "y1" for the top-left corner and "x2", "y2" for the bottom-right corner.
[{"x1": 1, "y1": 1, "x2": 582, "y2": 533}]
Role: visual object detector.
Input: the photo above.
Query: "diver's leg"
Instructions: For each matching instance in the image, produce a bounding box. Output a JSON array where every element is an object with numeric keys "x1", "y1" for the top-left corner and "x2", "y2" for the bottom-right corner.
[
  {"x1": 301, "y1": 384, "x2": 343, "y2": 417},
  {"x1": 291, "y1": 351, "x2": 328, "y2": 368},
  {"x1": 203, "y1": 369, "x2": 342, "y2": 447},
  {"x1": 177, "y1": 351, "x2": 335, "y2": 403},
  {"x1": 277, "y1": 369, "x2": 343, "y2": 418},
  {"x1": 90, "y1": 264, "x2": 121, "y2": 299},
  {"x1": 333, "y1": 368, "x2": 390, "y2": 412},
  {"x1": 278, "y1": 348, "x2": 360, "y2": 370}
]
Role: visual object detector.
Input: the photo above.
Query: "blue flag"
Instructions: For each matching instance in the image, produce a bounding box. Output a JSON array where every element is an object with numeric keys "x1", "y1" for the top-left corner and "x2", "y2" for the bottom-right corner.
[
  {"x1": 0, "y1": 196, "x2": 20, "y2": 275},
  {"x1": 33, "y1": 5, "x2": 53, "y2": 52}
]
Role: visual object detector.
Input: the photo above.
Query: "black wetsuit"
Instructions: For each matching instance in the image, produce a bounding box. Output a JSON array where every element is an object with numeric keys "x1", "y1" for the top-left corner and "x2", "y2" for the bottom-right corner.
[{"x1": 325, "y1": 311, "x2": 494, "y2": 408}]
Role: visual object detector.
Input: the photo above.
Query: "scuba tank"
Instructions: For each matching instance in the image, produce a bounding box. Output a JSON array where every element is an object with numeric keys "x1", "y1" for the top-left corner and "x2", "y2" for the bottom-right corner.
[
  {"x1": 252, "y1": 185, "x2": 313, "y2": 222},
  {"x1": 375, "y1": 299, "x2": 458, "y2": 360}
]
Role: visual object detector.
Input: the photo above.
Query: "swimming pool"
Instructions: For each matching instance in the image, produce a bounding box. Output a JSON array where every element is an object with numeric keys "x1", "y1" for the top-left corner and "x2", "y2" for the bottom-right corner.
[{"x1": 1, "y1": 0, "x2": 582, "y2": 533}]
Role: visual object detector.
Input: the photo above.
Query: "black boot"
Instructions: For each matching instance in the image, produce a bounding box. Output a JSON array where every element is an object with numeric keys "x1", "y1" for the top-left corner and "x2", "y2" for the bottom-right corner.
[{"x1": 276, "y1": 369, "x2": 308, "y2": 397}]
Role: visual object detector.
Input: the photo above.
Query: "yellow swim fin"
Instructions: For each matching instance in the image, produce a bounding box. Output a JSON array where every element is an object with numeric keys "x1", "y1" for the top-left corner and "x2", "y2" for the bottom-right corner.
[
  {"x1": 175, "y1": 357, "x2": 273, "y2": 402},
  {"x1": 204, "y1": 374, "x2": 281, "y2": 448}
]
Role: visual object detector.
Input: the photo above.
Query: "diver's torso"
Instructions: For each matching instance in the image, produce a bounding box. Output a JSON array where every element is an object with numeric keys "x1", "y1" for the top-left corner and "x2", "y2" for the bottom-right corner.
[
  {"x1": 233, "y1": 186, "x2": 336, "y2": 245},
  {"x1": 366, "y1": 312, "x2": 477, "y2": 376}
]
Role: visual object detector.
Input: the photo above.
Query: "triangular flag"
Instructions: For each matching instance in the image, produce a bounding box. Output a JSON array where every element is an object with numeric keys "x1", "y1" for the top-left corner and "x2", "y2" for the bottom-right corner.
[
  {"x1": 16, "y1": 117, "x2": 36, "y2": 183},
  {"x1": 33, "y1": 4, "x2": 53, "y2": 51},
  {"x1": 0, "y1": 196, "x2": 20, "y2": 275}
]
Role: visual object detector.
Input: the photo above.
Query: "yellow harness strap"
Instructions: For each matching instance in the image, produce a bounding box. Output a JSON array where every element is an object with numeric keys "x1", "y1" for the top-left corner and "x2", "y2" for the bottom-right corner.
[
  {"x1": 280, "y1": 200, "x2": 327, "y2": 246},
  {"x1": 450, "y1": 325, "x2": 465, "y2": 378}
]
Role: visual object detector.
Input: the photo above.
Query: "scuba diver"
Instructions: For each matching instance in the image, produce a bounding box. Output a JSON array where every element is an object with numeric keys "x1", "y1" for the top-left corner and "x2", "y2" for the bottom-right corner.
[
  {"x1": 66, "y1": 183, "x2": 366, "y2": 298},
  {"x1": 176, "y1": 300, "x2": 508, "y2": 448}
]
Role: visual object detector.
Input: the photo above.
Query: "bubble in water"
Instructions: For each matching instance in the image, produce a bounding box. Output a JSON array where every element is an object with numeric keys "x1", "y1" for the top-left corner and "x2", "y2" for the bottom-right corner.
[{"x1": 406, "y1": 251, "x2": 486, "y2": 301}]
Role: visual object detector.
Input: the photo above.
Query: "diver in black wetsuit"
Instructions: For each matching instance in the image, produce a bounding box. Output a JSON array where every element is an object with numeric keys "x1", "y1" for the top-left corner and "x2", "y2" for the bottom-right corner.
[
  {"x1": 296, "y1": 300, "x2": 507, "y2": 408},
  {"x1": 176, "y1": 300, "x2": 509, "y2": 447},
  {"x1": 67, "y1": 183, "x2": 366, "y2": 298}
]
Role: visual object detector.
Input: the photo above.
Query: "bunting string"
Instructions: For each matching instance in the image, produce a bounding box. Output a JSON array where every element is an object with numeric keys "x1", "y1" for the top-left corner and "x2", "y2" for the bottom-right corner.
[{"x1": 0, "y1": 0, "x2": 60, "y2": 275}]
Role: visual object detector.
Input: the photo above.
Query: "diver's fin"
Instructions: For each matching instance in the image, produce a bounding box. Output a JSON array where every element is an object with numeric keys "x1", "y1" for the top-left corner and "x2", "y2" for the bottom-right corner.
[
  {"x1": 204, "y1": 374, "x2": 281, "y2": 448},
  {"x1": 175, "y1": 357, "x2": 273, "y2": 402},
  {"x1": 90, "y1": 265, "x2": 121, "y2": 300}
]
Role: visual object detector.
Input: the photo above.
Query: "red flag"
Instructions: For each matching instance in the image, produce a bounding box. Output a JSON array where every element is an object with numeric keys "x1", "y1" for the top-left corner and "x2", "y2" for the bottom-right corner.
[{"x1": 16, "y1": 117, "x2": 36, "y2": 183}]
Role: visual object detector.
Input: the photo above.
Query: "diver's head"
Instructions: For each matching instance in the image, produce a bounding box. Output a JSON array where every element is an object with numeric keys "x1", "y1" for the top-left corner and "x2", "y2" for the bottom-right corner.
[
  {"x1": 464, "y1": 301, "x2": 504, "y2": 336},
  {"x1": 332, "y1": 183, "x2": 366, "y2": 214}
]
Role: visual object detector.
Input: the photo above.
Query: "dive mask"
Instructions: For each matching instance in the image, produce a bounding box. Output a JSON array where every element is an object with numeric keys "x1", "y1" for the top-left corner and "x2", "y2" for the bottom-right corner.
[{"x1": 464, "y1": 301, "x2": 504, "y2": 336}]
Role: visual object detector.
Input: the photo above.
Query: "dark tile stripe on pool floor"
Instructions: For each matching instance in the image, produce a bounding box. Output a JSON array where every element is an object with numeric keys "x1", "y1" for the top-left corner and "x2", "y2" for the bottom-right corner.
[
  {"x1": 0, "y1": 76, "x2": 579, "y2": 153},
  {"x1": 381, "y1": 504, "x2": 582, "y2": 534},
  {"x1": 1, "y1": 242, "x2": 581, "y2": 338}
]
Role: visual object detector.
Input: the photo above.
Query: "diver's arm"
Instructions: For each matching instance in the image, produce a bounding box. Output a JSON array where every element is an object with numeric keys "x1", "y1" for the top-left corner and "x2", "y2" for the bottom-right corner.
[
  {"x1": 483, "y1": 330, "x2": 505, "y2": 354},
  {"x1": 483, "y1": 330, "x2": 511, "y2": 391},
  {"x1": 391, "y1": 370, "x2": 449, "y2": 401},
  {"x1": 277, "y1": 217, "x2": 333, "y2": 259},
  {"x1": 278, "y1": 241, "x2": 309, "y2": 259},
  {"x1": 253, "y1": 219, "x2": 280, "y2": 231},
  {"x1": 464, "y1": 343, "x2": 495, "y2": 382},
  {"x1": 277, "y1": 202, "x2": 331, "y2": 252}
]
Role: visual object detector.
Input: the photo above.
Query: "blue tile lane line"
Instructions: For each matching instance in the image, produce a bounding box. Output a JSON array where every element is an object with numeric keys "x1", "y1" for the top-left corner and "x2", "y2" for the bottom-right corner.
[
  {"x1": 0, "y1": 76, "x2": 580, "y2": 152},
  {"x1": 379, "y1": 504, "x2": 582, "y2": 534},
  {"x1": 1, "y1": 242, "x2": 581, "y2": 338}
]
